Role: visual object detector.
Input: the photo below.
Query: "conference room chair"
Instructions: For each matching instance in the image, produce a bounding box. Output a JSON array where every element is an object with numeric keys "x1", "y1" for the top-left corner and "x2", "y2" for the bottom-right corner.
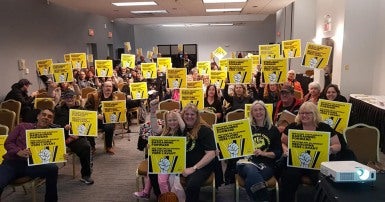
[
  {"x1": 235, "y1": 174, "x2": 279, "y2": 202},
  {"x1": 80, "y1": 87, "x2": 97, "y2": 107},
  {"x1": 0, "y1": 99, "x2": 21, "y2": 126},
  {"x1": 199, "y1": 110, "x2": 217, "y2": 128},
  {"x1": 34, "y1": 98, "x2": 55, "y2": 111},
  {"x1": 0, "y1": 109, "x2": 16, "y2": 133},
  {"x1": 135, "y1": 159, "x2": 148, "y2": 202},
  {"x1": 225, "y1": 109, "x2": 245, "y2": 122},
  {"x1": 0, "y1": 124, "x2": 9, "y2": 135},
  {"x1": 180, "y1": 172, "x2": 216, "y2": 202},
  {"x1": 158, "y1": 99, "x2": 180, "y2": 111}
]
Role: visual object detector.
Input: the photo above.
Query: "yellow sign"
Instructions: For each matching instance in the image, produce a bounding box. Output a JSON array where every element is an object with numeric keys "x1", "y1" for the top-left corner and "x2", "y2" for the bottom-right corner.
[
  {"x1": 301, "y1": 42, "x2": 332, "y2": 69},
  {"x1": 251, "y1": 54, "x2": 260, "y2": 66},
  {"x1": 282, "y1": 39, "x2": 301, "y2": 58},
  {"x1": 213, "y1": 119, "x2": 254, "y2": 160},
  {"x1": 69, "y1": 109, "x2": 98, "y2": 137},
  {"x1": 124, "y1": 42, "x2": 131, "y2": 52},
  {"x1": 187, "y1": 81, "x2": 203, "y2": 89},
  {"x1": 101, "y1": 101, "x2": 127, "y2": 123},
  {"x1": 141, "y1": 63, "x2": 157, "y2": 79},
  {"x1": 288, "y1": 129, "x2": 330, "y2": 170},
  {"x1": 0, "y1": 135, "x2": 7, "y2": 164},
  {"x1": 213, "y1": 47, "x2": 227, "y2": 59},
  {"x1": 130, "y1": 82, "x2": 148, "y2": 100},
  {"x1": 70, "y1": 53, "x2": 87, "y2": 69},
  {"x1": 157, "y1": 57, "x2": 172, "y2": 72},
  {"x1": 95, "y1": 60, "x2": 113, "y2": 77},
  {"x1": 259, "y1": 44, "x2": 281, "y2": 60},
  {"x1": 244, "y1": 103, "x2": 273, "y2": 121},
  {"x1": 166, "y1": 68, "x2": 187, "y2": 89},
  {"x1": 210, "y1": 70, "x2": 227, "y2": 89},
  {"x1": 36, "y1": 59, "x2": 53, "y2": 76},
  {"x1": 228, "y1": 58, "x2": 253, "y2": 84},
  {"x1": 197, "y1": 61, "x2": 211, "y2": 76},
  {"x1": 26, "y1": 128, "x2": 66, "y2": 166},
  {"x1": 219, "y1": 59, "x2": 228, "y2": 71},
  {"x1": 180, "y1": 88, "x2": 204, "y2": 110},
  {"x1": 64, "y1": 54, "x2": 70, "y2": 63},
  {"x1": 52, "y1": 63, "x2": 74, "y2": 83},
  {"x1": 318, "y1": 99, "x2": 352, "y2": 134},
  {"x1": 121, "y1": 54, "x2": 136, "y2": 69},
  {"x1": 148, "y1": 136, "x2": 186, "y2": 174},
  {"x1": 261, "y1": 58, "x2": 288, "y2": 84}
]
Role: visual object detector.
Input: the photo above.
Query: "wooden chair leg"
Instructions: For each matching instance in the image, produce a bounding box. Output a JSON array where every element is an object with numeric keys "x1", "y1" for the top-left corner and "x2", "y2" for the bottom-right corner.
[{"x1": 31, "y1": 180, "x2": 36, "y2": 202}]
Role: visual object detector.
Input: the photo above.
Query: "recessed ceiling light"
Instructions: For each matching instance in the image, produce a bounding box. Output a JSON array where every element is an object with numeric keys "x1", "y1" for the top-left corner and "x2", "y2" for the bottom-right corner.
[
  {"x1": 203, "y1": 0, "x2": 247, "y2": 3},
  {"x1": 131, "y1": 10, "x2": 168, "y2": 14},
  {"x1": 210, "y1": 23, "x2": 234, "y2": 26},
  {"x1": 112, "y1": 2, "x2": 157, "y2": 6},
  {"x1": 206, "y1": 8, "x2": 242, "y2": 12},
  {"x1": 162, "y1": 24, "x2": 209, "y2": 27}
]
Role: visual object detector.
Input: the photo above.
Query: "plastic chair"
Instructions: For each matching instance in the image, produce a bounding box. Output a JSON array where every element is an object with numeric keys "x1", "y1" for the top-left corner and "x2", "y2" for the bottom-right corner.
[
  {"x1": 225, "y1": 109, "x2": 245, "y2": 122},
  {"x1": 0, "y1": 99, "x2": 21, "y2": 126},
  {"x1": 159, "y1": 99, "x2": 180, "y2": 111}
]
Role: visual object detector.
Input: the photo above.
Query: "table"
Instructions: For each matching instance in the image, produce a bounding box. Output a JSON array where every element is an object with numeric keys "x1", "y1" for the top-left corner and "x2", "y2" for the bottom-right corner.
[
  {"x1": 314, "y1": 173, "x2": 385, "y2": 202},
  {"x1": 349, "y1": 94, "x2": 385, "y2": 153}
]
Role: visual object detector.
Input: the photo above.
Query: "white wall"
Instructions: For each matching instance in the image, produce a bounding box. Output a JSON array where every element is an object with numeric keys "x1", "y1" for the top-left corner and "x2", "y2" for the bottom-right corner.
[
  {"x1": 133, "y1": 15, "x2": 276, "y2": 61},
  {"x1": 371, "y1": 0, "x2": 385, "y2": 95}
]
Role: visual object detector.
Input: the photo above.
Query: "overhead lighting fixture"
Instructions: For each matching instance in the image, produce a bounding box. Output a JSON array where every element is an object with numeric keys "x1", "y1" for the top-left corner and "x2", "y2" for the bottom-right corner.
[
  {"x1": 203, "y1": 0, "x2": 247, "y2": 3},
  {"x1": 210, "y1": 23, "x2": 234, "y2": 26},
  {"x1": 206, "y1": 8, "x2": 242, "y2": 12},
  {"x1": 162, "y1": 24, "x2": 209, "y2": 27},
  {"x1": 131, "y1": 10, "x2": 168, "y2": 14},
  {"x1": 112, "y1": 1, "x2": 157, "y2": 6}
]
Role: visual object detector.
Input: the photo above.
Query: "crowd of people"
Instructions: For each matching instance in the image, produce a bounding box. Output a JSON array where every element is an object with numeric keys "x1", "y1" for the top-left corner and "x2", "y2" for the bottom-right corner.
[{"x1": 0, "y1": 53, "x2": 354, "y2": 202}]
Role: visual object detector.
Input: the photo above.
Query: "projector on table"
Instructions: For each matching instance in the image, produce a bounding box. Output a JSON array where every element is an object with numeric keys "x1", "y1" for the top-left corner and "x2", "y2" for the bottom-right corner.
[{"x1": 320, "y1": 161, "x2": 376, "y2": 183}]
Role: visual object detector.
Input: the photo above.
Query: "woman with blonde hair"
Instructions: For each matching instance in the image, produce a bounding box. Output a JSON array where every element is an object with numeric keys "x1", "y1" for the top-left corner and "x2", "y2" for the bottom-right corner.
[
  {"x1": 279, "y1": 101, "x2": 341, "y2": 202},
  {"x1": 181, "y1": 103, "x2": 216, "y2": 202}
]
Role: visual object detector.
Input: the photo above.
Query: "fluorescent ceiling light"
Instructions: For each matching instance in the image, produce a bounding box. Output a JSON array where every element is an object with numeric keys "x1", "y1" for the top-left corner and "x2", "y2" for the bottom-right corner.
[
  {"x1": 203, "y1": 0, "x2": 247, "y2": 3},
  {"x1": 162, "y1": 24, "x2": 209, "y2": 27},
  {"x1": 210, "y1": 23, "x2": 234, "y2": 26},
  {"x1": 112, "y1": 2, "x2": 157, "y2": 6},
  {"x1": 131, "y1": 10, "x2": 168, "y2": 14},
  {"x1": 206, "y1": 8, "x2": 242, "y2": 12}
]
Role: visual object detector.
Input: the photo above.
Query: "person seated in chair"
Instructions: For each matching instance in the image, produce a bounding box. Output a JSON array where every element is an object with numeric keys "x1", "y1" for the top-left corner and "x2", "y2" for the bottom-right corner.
[
  {"x1": 0, "y1": 109, "x2": 59, "y2": 202},
  {"x1": 237, "y1": 100, "x2": 282, "y2": 201},
  {"x1": 53, "y1": 90, "x2": 94, "y2": 185}
]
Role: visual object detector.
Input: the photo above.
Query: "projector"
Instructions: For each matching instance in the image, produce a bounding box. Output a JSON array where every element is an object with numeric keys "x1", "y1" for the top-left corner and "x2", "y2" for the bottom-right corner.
[{"x1": 320, "y1": 161, "x2": 376, "y2": 183}]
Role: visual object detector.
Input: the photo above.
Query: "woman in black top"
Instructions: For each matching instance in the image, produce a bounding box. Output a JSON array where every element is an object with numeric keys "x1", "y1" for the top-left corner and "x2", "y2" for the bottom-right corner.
[
  {"x1": 204, "y1": 84, "x2": 223, "y2": 123},
  {"x1": 320, "y1": 84, "x2": 347, "y2": 102}
]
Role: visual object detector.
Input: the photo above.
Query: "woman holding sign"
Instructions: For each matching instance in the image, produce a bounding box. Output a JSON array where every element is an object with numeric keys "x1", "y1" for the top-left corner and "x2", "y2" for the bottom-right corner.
[
  {"x1": 279, "y1": 102, "x2": 341, "y2": 202},
  {"x1": 133, "y1": 99, "x2": 185, "y2": 200},
  {"x1": 181, "y1": 103, "x2": 216, "y2": 202},
  {"x1": 236, "y1": 100, "x2": 282, "y2": 201}
]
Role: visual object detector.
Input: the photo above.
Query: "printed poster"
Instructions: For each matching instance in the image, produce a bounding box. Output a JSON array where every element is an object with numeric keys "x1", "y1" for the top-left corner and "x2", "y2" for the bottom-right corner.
[
  {"x1": 166, "y1": 68, "x2": 187, "y2": 89},
  {"x1": 318, "y1": 99, "x2": 352, "y2": 134},
  {"x1": 282, "y1": 39, "x2": 302, "y2": 58},
  {"x1": 213, "y1": 119, "x2": 254, "y2": 160},
  {"x1": 70, "y1": 53, "x2": 87, "y2": 69},
  {"x1": 141, "y1": 63, "x2": 157, "y2": 79},
  {"x1": 261, "y1": 58, "x2": 288, "y2": 84},
  {"x1": 210, "y1": 70, "x2": 227, "y2": 89},
  {"x1": 64, "y1": 54, "x2": 70, "y2": 63},
  {"x1": 228, "y1": 58, "x2": 253, "y2": 84},
  {"x1": 197, "y1": 61, "x2": 211, "y2": 76},
  {"x1": 301, "y1": 43, "x2": 332, "y2": 69},
  {"x1": 251, "y1": 55, "x2": 260, "y2": 73},
  {"x1": 259, "y1": 44, "x2": 281, "y2": 60},
  {"x1": 26, "y1": 128, "x2": 66, "y2": 166},
  {"x1": 95, "y1": 60, "x2": 113, "y2": 77},
  {"x1": 69, "y1": 109, "x2": 98, "y2": 137},
  {"x1": 52, "y1": 63, "x2": 74, "y2": 83},
  {"x1": 148, "y1": 136, "x2": 186, "y2": 174},
  {"x1": 121, "y1": 54, "x2": 136, "y2": 69},
  {"x1": 180, "y1": 88, "x2": 204, "y2": 110},
  {"x1": 101, "y1": 101, "x2": 127, "y2": 124},
  {"x1": 157, "y1": 57, "x2": 172, "y2": 72},
  {"x1": 219, "y1": 59, "x2": 229, "y2": 71},
  {"x1": 36, "y1": 59, "x2": 53, "y2": 76},
  {"x1": 0, "y1": 135, "x2": 7, "y2": 164},
  {"x1": 288, "y1": 129, "x2": 330, "y2": 170},
  {"x1": 213, "y1": 46, "x2": 227, "y2": 59},
  {"x1": 244, "y1": 103, "x2": 273, "y2": 121},
  {"x1": 130, "y1": 82, "x2": 148, "y2": 100},
  {"x1": 187, "y1": 81, "x2": 203, "y2": 89}
]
